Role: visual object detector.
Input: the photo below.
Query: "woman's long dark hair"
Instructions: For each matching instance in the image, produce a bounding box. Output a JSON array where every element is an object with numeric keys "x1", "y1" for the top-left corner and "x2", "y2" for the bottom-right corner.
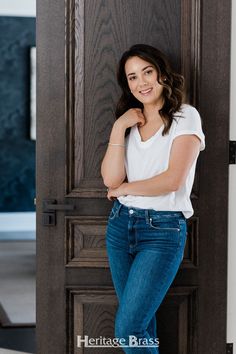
[{"x1": 115, "y1": 44, "x2": 186, "y2": 136}]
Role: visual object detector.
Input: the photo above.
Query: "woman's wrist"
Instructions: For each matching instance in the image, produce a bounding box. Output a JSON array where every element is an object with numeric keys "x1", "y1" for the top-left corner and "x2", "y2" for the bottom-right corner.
[
  {"x1": 109, "y1": 121, "x2": 126, "y2": 145},
  {"x1": 121, "y1": 182, "x2": 129, "y2": 195},
  {"x1": 113, "y1": 119, "x2": 128, "y2": 131}
]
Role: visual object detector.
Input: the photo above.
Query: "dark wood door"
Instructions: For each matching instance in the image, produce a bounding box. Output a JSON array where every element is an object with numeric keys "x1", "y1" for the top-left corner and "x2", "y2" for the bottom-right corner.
[{"x1": 36, "y1": 1, "x2": 231, "y2": 353}]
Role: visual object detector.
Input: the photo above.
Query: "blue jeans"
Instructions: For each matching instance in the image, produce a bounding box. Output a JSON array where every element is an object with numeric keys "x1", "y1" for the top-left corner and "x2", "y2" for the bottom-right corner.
[{"x1": 105, "y1": 199, "x2": 187, "y2": 354}]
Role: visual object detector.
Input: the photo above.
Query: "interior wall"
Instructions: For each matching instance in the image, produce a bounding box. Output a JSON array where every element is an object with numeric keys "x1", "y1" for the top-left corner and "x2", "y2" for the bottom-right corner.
[
  {"x1": 0, "y1": 3, "x2": 36, "y2": 239},
  {"x1": 0, "y1": 16, "x2": 36, "y2": 212}
]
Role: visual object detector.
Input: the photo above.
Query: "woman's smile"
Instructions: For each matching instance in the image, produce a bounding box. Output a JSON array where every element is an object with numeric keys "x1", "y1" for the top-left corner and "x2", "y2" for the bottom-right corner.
[{"x1": 139, "y1": 87, "x2": 153, "y2": 95}]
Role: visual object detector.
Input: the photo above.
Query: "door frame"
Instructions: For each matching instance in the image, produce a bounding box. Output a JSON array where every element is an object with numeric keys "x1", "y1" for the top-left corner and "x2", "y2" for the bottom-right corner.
[{"x1": 197, "y1": 0, "x2": 231, "y2": 352}]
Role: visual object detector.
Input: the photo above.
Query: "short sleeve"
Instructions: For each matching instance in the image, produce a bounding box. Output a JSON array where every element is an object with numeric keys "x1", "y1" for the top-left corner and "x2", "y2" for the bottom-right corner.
[{"x1": 173, "y1": 105, "x2": 206, "y2": 151}]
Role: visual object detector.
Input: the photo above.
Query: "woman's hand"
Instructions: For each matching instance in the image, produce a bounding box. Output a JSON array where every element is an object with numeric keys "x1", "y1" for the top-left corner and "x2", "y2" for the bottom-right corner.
[
  {"x1": 107, "y1": 183, "x2": 128, "y2": 201},
  {"x1": 116, "y1": 108, "x2": 146, "y2": 130}
]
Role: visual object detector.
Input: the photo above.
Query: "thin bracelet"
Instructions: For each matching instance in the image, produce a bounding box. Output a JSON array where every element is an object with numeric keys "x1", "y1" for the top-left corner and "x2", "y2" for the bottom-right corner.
[{"x1": 108, "y1": 143, "x2": 125, "y2": 147}]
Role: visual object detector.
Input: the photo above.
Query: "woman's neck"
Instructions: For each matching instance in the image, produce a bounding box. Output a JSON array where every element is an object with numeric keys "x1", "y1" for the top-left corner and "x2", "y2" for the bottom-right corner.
[{"x1": 142, "y1": 102, "x2": 164, "y2": 124}]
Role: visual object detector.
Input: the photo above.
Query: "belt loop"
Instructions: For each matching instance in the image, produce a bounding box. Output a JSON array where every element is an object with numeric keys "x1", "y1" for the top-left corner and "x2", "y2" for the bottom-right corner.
[
  {"x1": 116, "y1": 200, "x2": 122, "y2": 217},
  {"x1": 145, "y1": 209, "x2": 150, "y2": 224}
]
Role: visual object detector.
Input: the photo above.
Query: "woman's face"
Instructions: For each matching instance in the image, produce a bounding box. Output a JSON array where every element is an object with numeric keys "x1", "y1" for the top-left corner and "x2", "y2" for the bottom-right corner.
[{"x1": 124, "y1": 56, "x2": 164, "y2": 106}]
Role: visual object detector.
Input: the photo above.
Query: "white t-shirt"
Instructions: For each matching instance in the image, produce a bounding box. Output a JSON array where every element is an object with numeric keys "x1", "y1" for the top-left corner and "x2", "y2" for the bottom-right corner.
[{"x1": 118, "y1": 103, "x2": 206, "y2": 219}]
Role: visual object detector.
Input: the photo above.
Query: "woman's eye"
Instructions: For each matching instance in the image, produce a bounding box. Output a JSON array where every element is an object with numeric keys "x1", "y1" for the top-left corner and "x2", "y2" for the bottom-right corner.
[
  {"x1": 145, "y1": 70, "x2": 153, "y2": 75},
  {"x1": 129, "y1": 76, "x2": 136, "y2": 81}
]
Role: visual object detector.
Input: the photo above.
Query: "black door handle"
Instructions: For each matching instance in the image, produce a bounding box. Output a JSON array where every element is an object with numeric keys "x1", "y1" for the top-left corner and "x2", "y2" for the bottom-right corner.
[
  {"x1": 43, "y1": 199, "x2": 75, "y2": 211},
  {"x1": 42, "y1": 199, "x2": 75, "y2": 226},
  {"x1": 45, "y1": 203, "x2": 74, "y2": 211}
]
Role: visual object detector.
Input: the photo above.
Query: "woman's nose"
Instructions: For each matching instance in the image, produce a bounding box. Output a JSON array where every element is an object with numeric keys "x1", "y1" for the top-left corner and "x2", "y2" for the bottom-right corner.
[{"x1": 138, "y1": 79, "x2": 148, "y2": 87}]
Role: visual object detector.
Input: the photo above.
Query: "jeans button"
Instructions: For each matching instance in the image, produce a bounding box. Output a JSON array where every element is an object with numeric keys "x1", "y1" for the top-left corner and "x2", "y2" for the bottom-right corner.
[{"x1": 129, "y1": 209, "x2": 134, "y2": 214}]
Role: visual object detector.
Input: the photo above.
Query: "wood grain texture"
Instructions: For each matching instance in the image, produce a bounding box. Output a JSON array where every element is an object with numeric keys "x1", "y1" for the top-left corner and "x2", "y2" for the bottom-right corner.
[
  {"x1": 67, "y1": 288, "x2": 121, "y2": 354},
  {"x1": 65, "y1": 216, "x2": 109, "y2": 268},
  {"x1": 158, "y1": 286, "x2": 198, "y2": 354},
  {"x1": 66, "y1": 0, "x2": 207, "y2": 198},
  {"x1": 37, "y1": 0, "x2": 67, "y2": 351},
  {"x1": 181, "y1": 0, "x2": 201, "y2": 105},
  {"x1": 67, "y1": 286, "x2": 197, "y2": 354},
  {"x1": 66, "y1": 0, "x2": 202, "y2": 198},
  {"x1": 198, "y1": 0, "x2": 231, "y2": 352}
]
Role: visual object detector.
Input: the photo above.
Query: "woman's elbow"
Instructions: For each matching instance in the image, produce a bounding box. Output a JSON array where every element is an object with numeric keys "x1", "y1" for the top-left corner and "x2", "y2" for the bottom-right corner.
[
  {"x1": 170, "y1": 177, "x2": 185, "y2": 192},
  {"x1": 102, "y1": 178, "x2": 113, "y2": 188},
  {"x1": 102, "y1": 176, "x2": 124, "y2": 189},
  {"x1": 101, "y1": 174, "x2": 110, "y2": 188},
  {"x1": 103, "y1": 181, "x2": 122, "y2": 189}
]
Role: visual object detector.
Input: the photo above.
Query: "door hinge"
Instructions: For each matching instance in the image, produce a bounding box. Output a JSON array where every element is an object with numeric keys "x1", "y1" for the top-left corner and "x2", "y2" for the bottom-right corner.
[
  {"x1": 42, "y1": 199, "x2": 75, "y2": 226},
  {"x1": 226, "y1": 343, "x2": 233, "y2": 354},
  {"x1": 229, "y1": 141, "x2": 236, "y2": 164}
]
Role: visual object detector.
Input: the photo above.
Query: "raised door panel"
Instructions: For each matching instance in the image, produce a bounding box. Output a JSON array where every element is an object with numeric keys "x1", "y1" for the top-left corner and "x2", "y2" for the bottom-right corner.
[
  {"x1": 65, "y1": 0, "x2": 201, "y2": 197},
  {"x1": 67, "y1": 287, "x2": 197, "y2": 353}
]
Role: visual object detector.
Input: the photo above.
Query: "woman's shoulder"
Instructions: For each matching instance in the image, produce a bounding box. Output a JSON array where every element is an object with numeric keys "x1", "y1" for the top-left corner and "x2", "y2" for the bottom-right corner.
[
  {"x1": 174, "y1": 103, "x2": 200, "y2": 117},
  {"x1": 172, "y1": 103, "x2": 201, "y2": 126},
  {"x1": 171, "y1": 102, "x2": 204, "y2": 136}
]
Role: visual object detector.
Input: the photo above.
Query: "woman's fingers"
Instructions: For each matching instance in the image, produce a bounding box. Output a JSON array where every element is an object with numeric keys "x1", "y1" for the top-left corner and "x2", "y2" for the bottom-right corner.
[{"x1": 137, "y1": 113, "x2": 146, "y2": 126}]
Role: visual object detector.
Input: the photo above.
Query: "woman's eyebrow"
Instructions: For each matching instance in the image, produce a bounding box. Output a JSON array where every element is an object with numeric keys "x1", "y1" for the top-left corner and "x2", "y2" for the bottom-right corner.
[{"x1": 127, "y1": 65, "x2": 153, "y2": 76}]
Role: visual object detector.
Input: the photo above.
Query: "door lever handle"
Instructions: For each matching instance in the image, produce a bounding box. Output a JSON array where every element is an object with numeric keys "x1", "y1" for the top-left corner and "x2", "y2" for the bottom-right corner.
[
  {"x1": 43, "y1": 199, "x2": 75, "y2": 212},
  {"x1": 42, "y1": 199, "x2": 75, "y2": 226},
  {"x1": 45, "y1": 203, "x2": 74, "y2": 211}
]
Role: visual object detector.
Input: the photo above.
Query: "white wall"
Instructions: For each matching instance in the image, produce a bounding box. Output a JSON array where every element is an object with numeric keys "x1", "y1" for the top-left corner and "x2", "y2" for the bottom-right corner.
[
  {"x1": 0, "y1": 1, "x2": 36, "y2": 17},
  {"x1": 227, "y1": 1, "x2": 236, "y2": 352},
  {"x1": 0, "y1": 213, "x2": 36, "y2": 240}
]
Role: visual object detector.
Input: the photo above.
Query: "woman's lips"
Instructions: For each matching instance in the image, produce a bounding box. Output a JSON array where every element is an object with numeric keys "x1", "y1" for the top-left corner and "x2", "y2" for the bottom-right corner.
[{"x1": 139, "y1": 88, "x2": 153, "y2": 95}]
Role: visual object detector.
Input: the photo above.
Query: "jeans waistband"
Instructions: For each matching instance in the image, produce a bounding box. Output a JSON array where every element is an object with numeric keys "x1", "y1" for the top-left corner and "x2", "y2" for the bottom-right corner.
[{"x1": 113, "y1": 199, "x2": 185, "y2": 219}]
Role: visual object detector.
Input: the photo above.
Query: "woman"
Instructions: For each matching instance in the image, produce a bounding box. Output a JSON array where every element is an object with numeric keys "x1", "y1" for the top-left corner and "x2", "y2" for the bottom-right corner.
[{"x1": 101, "y1": 44, "x2": 205, "y2": 353}]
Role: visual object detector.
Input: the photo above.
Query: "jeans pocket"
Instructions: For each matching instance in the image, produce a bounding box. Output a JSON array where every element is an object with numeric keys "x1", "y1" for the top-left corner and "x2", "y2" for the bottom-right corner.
[{"x1": 149, "y1": 218, "x2": 181, "y2": 232}]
